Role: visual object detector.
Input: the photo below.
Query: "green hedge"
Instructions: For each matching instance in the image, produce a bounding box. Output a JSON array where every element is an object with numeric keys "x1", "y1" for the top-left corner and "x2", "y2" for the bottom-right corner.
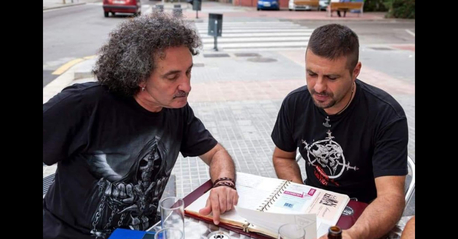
[
  {"x1": 383, "y1": 0, "x2": 415, "y2": 19},
  {"x1": 363, "y1": 0, "x2": 389, "y2": 12},
  {"x1": 355, "y1": 0, "x2": 415, "y2": 19}
]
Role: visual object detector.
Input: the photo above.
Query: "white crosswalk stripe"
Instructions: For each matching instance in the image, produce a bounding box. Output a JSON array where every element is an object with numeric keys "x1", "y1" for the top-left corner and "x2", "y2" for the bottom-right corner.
[{"x1": 194, "y1": 21, "x2": 314, "y2": 51}]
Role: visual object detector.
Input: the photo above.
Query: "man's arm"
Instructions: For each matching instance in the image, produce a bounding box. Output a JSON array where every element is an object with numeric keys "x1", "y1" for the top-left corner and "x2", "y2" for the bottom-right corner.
[
  {"x1": 197, "y1": 143, "x2": 239, "y2": 225},
  {"x1": 320, "y1": 175, "x2": 406, "y2": 239},
  {"x1": 400, "y1": 215, "x2": 415, "y2": 239},
  {"x1": 272, "y1": 146, "x2": 303, "y2": 184}
]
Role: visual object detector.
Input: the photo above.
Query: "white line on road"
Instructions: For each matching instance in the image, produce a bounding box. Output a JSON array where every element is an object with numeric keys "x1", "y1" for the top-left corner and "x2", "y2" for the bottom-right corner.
[
  {"x1": 196, "y1": 28, "x2": 312, "y2": 33},
  {"x1": 405, "y1": 29, "x2": 415, "y2": 37},
  {"x1": 203, "y1": 41, "x2": 307, "y2": 49},
  {"x1": 199, "y1": 32, "x2": 312, "y2": 38},
  {"x1": 201, "y1": 36, "x2": 309, "y2": 43}
]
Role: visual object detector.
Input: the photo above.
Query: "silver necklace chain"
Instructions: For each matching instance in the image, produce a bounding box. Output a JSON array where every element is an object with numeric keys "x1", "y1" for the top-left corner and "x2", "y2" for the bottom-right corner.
[
  {"x1": 335, "y1": 81, "x2": 355, "y2": 115},
  {"x1": 323, "y1": 82, "x2": 355, "y2": 128}
]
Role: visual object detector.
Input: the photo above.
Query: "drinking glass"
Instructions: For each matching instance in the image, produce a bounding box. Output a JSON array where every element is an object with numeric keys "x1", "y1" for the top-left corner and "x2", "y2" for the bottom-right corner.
[
  {"x1": 277, "y1": 223, "x2": 306, "y2": 239},
  {"x1": 159, "y1": 196, "x2": 185, "y2": 238},
  {"x1": 154, "y1": 227, "x2": 184, "y2": 239}
]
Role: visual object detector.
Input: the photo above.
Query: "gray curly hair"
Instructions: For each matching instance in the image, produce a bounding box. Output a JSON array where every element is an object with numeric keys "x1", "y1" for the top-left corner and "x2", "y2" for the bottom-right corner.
[{"x1": 92, "y1": 12, "x2": 202, "y2": 96}]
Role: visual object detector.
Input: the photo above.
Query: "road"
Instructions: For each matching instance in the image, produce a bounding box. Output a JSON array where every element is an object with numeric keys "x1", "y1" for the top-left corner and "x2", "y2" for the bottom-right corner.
[
  {"x1": 43, "y1": 0, "x2": 157, "y2": 87},
  {"x1": 44, "y1": 2, "x2": 414, "y2": 87}
]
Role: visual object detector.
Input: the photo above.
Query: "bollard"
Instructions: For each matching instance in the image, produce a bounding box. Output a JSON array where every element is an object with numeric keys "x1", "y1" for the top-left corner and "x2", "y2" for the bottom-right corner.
[
  {"x1": 192, "y1": 0, "x2": 201, "y2": 18},
  {"x1": 208, "y1": 13, "x2": 223, "y2": 51},
  {"x1": 153, "y1": 4, "x2": 164, "y2": 13}
]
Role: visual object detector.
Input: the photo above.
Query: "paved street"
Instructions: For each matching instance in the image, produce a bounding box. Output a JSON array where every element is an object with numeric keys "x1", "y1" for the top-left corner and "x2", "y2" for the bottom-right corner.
[{"x1": 43, "y1": 0, "x2": 415, "y2": 218}]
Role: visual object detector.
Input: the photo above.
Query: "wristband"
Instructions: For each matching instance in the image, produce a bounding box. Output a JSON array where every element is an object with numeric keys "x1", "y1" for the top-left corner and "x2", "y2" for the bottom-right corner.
[
  {"x1": 213, "y1": 181, "x2": 236, "y2": 190},
  {"x1": 213, "y1": 177, "x2": 235, "y2": 185}
]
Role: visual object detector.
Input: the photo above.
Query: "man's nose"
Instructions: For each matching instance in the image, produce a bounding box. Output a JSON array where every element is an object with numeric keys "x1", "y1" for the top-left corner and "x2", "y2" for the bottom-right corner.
[
  {"x1": 314, "y1": 78, "x2": 327, "y2": 93},
  {"x1": 178, "y1": 77, "x2": 191, "y2": 93}
]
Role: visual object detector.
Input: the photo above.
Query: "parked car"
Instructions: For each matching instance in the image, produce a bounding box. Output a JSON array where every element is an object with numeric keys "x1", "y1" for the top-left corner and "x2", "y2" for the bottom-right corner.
[
  {"x1": 288, "y1": 0, "x2": 320, "y2": 11},
  {"x1": 103, "y1": 0, "x2": 142, "y2": 17},
  {"x1": 257, "y1": 0, "x2": 280, "y2": 11}
]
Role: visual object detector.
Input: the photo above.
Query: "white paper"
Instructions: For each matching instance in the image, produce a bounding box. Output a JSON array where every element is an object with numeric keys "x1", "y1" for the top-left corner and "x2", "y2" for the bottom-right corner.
[
  {"x1": 235, "y1": 206, "x2": 317, "y2": 239},
  {"x1": 185, "y1": 172, "x2": 349, "y2": 238}
]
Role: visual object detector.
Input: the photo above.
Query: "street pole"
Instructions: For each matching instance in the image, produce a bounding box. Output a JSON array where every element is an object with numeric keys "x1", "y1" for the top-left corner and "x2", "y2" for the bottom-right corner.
[{"x1": 213, "y1": 20, "x2": 218, "y2": 51}]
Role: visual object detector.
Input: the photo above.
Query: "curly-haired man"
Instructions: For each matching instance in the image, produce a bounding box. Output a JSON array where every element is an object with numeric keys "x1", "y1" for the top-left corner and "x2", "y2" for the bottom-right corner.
[{"x1": 43, "y1": 12, "x2": 238, "y2": 239}]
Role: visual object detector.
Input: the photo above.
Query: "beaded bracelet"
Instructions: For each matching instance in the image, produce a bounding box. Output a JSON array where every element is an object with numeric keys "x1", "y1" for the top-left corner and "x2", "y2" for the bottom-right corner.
[
  {"x1": 213, "y1": 177, "x2": 235, "y2": 186},
  {"x1": 213, "y1": 181, "x2": 236, "y2": 190}
]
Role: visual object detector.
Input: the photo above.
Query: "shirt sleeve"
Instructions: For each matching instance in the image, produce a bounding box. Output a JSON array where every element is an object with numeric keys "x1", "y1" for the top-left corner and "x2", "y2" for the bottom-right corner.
[
  {"x1": 271, "y1": 96, "x2": 296, "y2": 152},
  {"x1": 372, "y1": 116, "x2": 409, "y2": 177},
  {"x1": 43, "y1": 85, "x2": 90, "y2": 165},
  {"x1": 179, "y1": 104, "x2": 217, "y2": 157}
]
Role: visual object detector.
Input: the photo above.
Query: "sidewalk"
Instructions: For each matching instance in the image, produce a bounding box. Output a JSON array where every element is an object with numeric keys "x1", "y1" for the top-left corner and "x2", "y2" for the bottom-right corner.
[{"x1": 43, "y1": 0, "x2": 100, "y2": 10}]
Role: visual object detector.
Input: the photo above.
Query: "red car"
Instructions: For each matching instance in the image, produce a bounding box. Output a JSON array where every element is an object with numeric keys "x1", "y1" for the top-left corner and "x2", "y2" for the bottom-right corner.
[{"x1": 103, "y1": 0, "x2": 142, "y2": 17}]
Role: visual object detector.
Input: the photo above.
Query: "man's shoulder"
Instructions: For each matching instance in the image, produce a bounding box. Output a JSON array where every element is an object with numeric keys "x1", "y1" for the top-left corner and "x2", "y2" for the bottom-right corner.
[
  {"x1": 55, "y1": 81, "x2": 120, "y2": 108},
  {"x1": 286, "y1": 85, "x2": 309, "y2": 99},
  {"x1": 44, "y1": 82, "x2": 103, "y2": 108},
  {"x1": 63, "y1": 81, "x2": 102, "y2": 93},
  {"x1": 281, "y1": 85, "x2": 310, "y2": 107},
  {"x1": 358, "y1": 80, "x2": 399, "y2": 103},
  {"x1": 357, "y1": 79, "x2": 406, "y2": 117}
]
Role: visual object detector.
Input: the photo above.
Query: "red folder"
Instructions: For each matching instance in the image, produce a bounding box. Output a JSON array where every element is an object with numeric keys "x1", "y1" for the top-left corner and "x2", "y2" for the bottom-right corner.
[{"x1": 183, "y1": 179, "x2": 368, "y2": 238}]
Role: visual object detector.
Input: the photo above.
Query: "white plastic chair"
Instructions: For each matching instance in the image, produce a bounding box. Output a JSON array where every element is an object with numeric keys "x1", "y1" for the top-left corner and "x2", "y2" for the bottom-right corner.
[{"x1": 405, "y1": 156, "x2": 415, "y2": 205}]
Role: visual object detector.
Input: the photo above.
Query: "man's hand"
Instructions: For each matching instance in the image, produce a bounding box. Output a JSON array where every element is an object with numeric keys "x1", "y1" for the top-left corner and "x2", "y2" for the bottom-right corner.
[{"x1": 198, "y1": 186, "x2": 239, "y2": 225}]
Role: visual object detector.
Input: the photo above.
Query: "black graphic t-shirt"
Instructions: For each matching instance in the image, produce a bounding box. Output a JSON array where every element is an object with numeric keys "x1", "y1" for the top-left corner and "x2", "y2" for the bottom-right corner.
[
  {"x1": 43, "y1": 82, "x2": 217, "y2": 239},
  {"x1": 271, "y1": 79, "x2": 408, "y2": 203}
]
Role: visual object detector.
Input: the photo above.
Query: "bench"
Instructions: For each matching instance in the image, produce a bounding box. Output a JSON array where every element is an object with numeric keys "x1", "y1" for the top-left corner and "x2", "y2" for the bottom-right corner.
[{"x1": 327, "y1": 2, "x2": 364, "y2": 17}]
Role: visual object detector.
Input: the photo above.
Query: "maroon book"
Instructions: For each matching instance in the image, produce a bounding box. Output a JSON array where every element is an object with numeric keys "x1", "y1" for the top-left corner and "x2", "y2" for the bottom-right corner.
[{"x1": 336, "y1": 200, "x2": 368, "y2": 230}]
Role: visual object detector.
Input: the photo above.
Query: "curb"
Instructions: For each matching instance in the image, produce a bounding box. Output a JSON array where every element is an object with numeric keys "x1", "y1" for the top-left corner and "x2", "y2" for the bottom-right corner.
[
  {"x1": 43, "y1": 57, "x2": 97, "y2": 104},
  {"x1": 43, "y1": 2, "x2": 86, "y2": 10}
]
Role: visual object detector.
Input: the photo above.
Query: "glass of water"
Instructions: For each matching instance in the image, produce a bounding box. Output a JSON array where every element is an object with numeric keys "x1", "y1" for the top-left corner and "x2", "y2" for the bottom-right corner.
[{"x1": 277, "y1": 223, "x2": 306, "y2": 239}]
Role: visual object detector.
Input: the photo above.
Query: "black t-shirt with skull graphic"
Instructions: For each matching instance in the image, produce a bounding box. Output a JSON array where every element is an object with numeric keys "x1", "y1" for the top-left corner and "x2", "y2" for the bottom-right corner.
[
  {"x1": 43, "y1": 82, "x2": 217, "y2": 239},
  {"x1": 271, "y1": 79, "x2": 408, "y2": 204}
]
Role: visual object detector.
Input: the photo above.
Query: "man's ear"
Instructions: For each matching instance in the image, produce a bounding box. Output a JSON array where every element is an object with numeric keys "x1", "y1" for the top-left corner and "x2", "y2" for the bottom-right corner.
[
  {"x1": 139, "y1": 81, "x2": 147, "y2": 89},
  {"x1": 353, "y1": 62, "x2": 362, "y2": 79}
]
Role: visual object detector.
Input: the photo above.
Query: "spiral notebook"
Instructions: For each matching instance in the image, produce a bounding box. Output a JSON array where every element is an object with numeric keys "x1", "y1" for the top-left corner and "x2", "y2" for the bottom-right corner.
[{"x1": 184, "y1": 172, "x2": 350, "y2": 238}]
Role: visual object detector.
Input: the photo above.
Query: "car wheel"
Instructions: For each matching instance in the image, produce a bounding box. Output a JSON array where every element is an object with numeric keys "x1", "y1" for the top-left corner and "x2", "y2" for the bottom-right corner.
[
  {"x1": 257, "y1": 8, "x2": 260, "y2": 11},
  {"x1": 104, "y1": 11, "x2": 109, "y2": 17}
]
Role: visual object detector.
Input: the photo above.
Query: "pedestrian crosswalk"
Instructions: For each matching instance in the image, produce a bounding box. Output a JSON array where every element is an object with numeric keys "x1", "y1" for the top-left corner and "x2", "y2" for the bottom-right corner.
[{"x1": 193, "y1": 21, "x2": 314, "y2": 51}]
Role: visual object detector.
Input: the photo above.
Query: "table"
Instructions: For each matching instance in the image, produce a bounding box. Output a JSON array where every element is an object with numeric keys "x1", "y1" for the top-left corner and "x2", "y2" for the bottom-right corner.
[
  {"x1": 147, "y1": 209, "x2": 252, "y2": 239},
  {"x1": 147, "y1": 179, "x2": 408, "y2": 239},
  {"x1": 169, "y1": 215, "x2": 409, "y2": 239},
  {"x1": 178, "y1": 179, "x2": 369, "y2": 239}
]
